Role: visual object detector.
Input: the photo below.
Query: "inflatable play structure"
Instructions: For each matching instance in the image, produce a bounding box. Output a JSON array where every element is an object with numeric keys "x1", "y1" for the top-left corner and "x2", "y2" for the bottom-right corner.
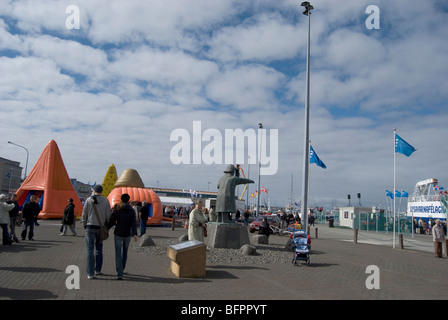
[
  {"x1": 106, "y1": 168, "x2": 163, "y2": 224},
  {"x1": 15, "y1": 140, "x2": 83, "y2": 219},
  {"x1": 101, "y1": 164, "x2": 118, "y2": 198},
  {"x1": 108, "y1": 187, "x2": 162, "y2": 224}
]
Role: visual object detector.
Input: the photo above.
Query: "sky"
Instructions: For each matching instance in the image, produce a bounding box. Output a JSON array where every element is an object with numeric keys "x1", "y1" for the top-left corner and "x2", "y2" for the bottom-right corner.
[{"x1": 1, "y1": 0, "x2": 447, "y2": 210}]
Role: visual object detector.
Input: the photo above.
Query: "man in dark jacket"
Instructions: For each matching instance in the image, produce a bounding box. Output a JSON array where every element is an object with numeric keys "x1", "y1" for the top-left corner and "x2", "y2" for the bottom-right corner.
[
  {"x1": 60, "y1": 198, "x2": 77, "y2": 236},
  {"x1": 7, "y1": 194, "x2": 20, "y2": 242},
  {"x1": 138, "y1": 201, "x2": 149, "y2": 236},
  {"x1": 21, "y1": 195, "x2": 41, "y2": 240}
]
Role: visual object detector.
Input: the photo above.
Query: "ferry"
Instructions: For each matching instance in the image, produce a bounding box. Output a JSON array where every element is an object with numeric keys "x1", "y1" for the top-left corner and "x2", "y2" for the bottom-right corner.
[{"x1": 407, "y1": 178, "x2": 447, "y2": 222}]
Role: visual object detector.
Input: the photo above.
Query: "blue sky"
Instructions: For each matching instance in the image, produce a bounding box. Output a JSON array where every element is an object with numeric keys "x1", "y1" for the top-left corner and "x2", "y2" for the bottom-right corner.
[{"x1": 1, "y1": 0, "x2": 447, "y2": 210}]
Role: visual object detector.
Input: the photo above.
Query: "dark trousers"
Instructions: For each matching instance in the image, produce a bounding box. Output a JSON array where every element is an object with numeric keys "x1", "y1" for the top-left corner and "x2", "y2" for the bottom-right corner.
[
  {"x1": 1, "y1": 224, "x2": 12, "y2": 245},
  {"x1": 21, "y1": 219, "x2": 34, "y2": 240},
  {"x1": 434, "y1": 241, "x2": 443, "y2": 257}
]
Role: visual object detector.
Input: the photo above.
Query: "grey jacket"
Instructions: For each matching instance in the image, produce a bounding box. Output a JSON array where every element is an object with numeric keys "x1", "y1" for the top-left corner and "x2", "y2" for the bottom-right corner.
[{"x1": 82, "y1": 195, "x2": 111, "y2": 228}]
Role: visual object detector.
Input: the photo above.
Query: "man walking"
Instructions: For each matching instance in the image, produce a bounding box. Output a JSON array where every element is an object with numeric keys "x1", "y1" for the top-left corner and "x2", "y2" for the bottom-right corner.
[
  {"x1": 138, "y1": 201, "x2": 149, "y2": 236},
  {"x1": 433, "y1": 219, "x2": 446, "y2": 258},
  {"x1": 21, "y1": 195, "x2": 40, "y2": 240},
  {"x1": 7, "y1": 194, "x2": 20, "y2": 243},
  {"x1": 82, "y1": 185, "x2": 111, "y2": 279}
]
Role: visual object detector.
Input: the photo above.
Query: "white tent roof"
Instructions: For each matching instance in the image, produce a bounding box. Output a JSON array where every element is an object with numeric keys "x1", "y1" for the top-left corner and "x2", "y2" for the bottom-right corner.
[{"x1": 158, "y1": 196, "x2": 194, "y2": 206}]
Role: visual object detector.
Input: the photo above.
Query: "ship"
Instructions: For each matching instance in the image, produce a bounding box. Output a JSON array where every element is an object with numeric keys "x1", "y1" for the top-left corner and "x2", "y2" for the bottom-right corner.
[{"x1": 407, "y1": 178, "x2": 448, "y2": 222}]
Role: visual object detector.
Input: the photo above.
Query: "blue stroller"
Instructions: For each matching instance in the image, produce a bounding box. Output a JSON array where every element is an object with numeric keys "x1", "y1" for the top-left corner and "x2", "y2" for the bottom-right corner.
[{"x1": 291, "y1": 230, "x2": 311, "y2": 266}]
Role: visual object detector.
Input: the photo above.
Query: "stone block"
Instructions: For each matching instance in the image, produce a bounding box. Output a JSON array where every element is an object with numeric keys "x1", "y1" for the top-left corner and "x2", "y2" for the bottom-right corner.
[
  {"x1": 252, "y1": 234, "x2": 268, "y2": 244},
  {"x1": 167, "y1": 240, "x2": 206, "y2": 278},
  {"x1": 240, "y1": 244, "x2": 257, "y2": 255},
  {"x1": 139, "y1": 234, "x2": 155, "y2": 247},
  {"x1": 204, "y1": 223, "x2": 250, "y2": 249}
]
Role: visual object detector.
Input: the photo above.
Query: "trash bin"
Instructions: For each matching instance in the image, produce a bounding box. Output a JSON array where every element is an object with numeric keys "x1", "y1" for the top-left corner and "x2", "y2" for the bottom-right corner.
[{"x1": 329, "y1": 219, "x2": 334, "y2": 228}]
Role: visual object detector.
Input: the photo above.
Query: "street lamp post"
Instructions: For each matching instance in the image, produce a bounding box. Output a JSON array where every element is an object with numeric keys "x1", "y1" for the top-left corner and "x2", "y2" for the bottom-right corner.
[
  {"x1": 256, "y1": 123, "x2": 263, "y2": 216},
  {"x1": 8, "y1": 141, "x2": 29, "y2": 180},
  {"x1": 300, "y1": 1, "x2": 314, "y2": 231}
]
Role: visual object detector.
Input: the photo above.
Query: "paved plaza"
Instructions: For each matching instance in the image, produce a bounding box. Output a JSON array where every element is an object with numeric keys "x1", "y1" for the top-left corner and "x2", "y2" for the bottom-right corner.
[{"x1": 0, "y1": 220, "x2": 447, "y2": 302}]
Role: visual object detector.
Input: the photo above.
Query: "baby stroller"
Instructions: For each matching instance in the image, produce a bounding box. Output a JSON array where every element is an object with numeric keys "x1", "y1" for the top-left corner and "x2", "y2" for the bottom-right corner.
[{"x1": 291, "y1": 230, "x2": 311, "y2": 266}]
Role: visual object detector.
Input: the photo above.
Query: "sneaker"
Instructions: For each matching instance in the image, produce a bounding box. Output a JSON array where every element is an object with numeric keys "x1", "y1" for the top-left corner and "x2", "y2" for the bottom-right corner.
[
  {"x1": 116, "y1": 276, "x2": 123, "y2": 280},
  {"x1": 94, "y1": 271, "x2": 103, "y2": 276},
  {"x1": 87, "y1": 275, "x2": 95, "y2": 280}
]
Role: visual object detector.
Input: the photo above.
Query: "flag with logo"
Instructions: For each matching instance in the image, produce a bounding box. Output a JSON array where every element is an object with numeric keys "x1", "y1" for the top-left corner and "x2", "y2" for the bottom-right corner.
[{"x1": 395, "y1": 133, "x2": 416, "y2": 157}]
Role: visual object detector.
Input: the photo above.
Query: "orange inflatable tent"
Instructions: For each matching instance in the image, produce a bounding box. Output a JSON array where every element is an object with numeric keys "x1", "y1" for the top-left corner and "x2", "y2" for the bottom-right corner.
[
  {"x1": 108, "y1": 187, "x2": 163, "y2": 224},
  {"x1": 15, "y1": 140, "x2": 83, "y2": 219}
]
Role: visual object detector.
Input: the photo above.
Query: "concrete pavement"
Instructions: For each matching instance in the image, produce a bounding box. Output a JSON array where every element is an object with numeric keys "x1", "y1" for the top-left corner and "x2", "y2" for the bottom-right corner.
[{"x1": 0, "y1": 220, "x2": 447, "y2": 302}]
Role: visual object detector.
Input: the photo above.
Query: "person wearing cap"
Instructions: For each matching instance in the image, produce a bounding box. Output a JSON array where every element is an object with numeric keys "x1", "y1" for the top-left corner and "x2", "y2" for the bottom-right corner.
[
  {"x1": 432, "y1": 219, "x2": 446, "y2": 258},
  {"x1": 81, "y1": 184, "x2": 111, "y2": 279},
  {"x1": 107, "y1": 193, "x2": 137, "y2": 280}
]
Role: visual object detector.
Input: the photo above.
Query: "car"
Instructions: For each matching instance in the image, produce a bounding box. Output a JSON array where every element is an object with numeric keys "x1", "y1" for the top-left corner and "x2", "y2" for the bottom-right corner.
[{"x1": 249, "y1": 215, "x2": 281, "y2": 233}]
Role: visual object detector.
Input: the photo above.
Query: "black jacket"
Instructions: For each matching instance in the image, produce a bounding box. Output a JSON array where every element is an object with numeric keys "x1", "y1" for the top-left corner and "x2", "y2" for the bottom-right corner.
[
  {"x1": 62, "y1": 203, "x2": 75, "y2": 225},
  {"x1": 107, "y1": 203, "x2": 137, "y2": 238},
  {"x1": 22, "y1": 201, "x2": 40, "y2": 220}
]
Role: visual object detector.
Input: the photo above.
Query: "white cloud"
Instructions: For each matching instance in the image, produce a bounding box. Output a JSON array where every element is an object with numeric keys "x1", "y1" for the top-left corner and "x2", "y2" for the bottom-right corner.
[
  {"x1": 208, "y1": 13, "x2": 304, "y2": 62},
  {"x1": 0, "y1": 0, "x2": 447, "y2": 209},
  {"x1": 24, "y1": 35, "x2": 109, "y2": 82},
  {"x1": 0, "y1": 56, "x2": 74, "y2": 95},
  {"x1": 206, "y1": 64, "x2": 285, "y2": 110}
]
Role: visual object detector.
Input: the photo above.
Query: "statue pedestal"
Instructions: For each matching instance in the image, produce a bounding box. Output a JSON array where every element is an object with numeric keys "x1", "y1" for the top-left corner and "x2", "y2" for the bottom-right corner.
[{"x1": 204, "y1": 223, "x2": 250, "y2": 249}]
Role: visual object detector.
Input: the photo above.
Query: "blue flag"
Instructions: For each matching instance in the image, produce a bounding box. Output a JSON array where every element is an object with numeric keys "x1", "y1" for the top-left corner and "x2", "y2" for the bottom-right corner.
[
  {"x1": 395, "y1": 133, "x2": 416, "y2": 157},
  {"x1": 386, "y1": 190, "x2": 394, "y2": 199},
  {"x1": 310, "y1": 145, "x2": 326, "y2": 169},
  {"x1": 395, "y1": 190, "x2": 401, "y2": 198},
  {"x1": 401, "y1": 191, "x2": 409, "y2": 197}
]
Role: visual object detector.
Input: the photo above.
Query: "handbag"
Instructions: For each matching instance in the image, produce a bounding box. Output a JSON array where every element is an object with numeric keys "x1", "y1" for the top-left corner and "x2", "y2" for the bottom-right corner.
[{"x1": 92, "y1": 200, "x2": 109, "y2": 241}]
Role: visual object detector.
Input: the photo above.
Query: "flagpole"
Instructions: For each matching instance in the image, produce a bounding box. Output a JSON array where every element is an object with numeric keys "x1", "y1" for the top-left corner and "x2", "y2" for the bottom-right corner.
[
  {"x1": 393, "y1": 128, "x2": 396, "y2": 248},
  {"x1": 300, "y1": 2, "x2": 313, "y2": 232}
]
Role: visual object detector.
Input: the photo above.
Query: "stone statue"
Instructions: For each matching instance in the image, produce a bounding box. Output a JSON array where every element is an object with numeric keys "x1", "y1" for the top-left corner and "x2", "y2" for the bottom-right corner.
[{"x1": 215, "y1": 165, "x2": 254, "y2": 224}]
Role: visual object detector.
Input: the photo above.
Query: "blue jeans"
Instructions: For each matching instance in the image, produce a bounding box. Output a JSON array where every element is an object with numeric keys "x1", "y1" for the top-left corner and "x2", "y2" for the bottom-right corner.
[
  {"x1": 85, "y1": 228, "x2": 103, "y2": 277},
  {"x1": 139, "y1": 219, "x2": 147, "y2": 236},
  {"x1": 114, "y1": 236, "x2": 131, "y2": 278}
]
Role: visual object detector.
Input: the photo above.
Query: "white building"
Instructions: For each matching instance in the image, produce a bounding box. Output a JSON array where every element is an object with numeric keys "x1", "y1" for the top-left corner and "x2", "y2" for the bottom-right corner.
[{"x1": 339, "y1": 206, "x2": 376, "y2": 229}]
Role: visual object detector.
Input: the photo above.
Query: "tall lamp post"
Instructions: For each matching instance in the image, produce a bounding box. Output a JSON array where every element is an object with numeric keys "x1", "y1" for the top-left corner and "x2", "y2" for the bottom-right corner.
[
  {"x1": 300, "y1": 1, "x2": 314, "y2": 231},
  {"x1": 256, "y1": 123, "x2": 263, "y2": 216},
  {"x1": 8, "y1": 141, "x2": 29, "y2": 181}
]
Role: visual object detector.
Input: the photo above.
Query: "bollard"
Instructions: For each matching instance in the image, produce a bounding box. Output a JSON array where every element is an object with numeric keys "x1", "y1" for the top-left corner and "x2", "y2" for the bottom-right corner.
[
  {"x1": 445, "y1": 240, "x2": 448, "y2": 258},
  {"x1": 172, "y1": 218, "x2": 175, "y2": 231},
  {"x1": 399, "y1": 234, "x2": 404, "y2": 249},
  {"x1": 315, "y1": 227, "x2": 318, "y2": 239},
  {"x1": 354, "y1": 229, "x2": 358, "y2": 244}
]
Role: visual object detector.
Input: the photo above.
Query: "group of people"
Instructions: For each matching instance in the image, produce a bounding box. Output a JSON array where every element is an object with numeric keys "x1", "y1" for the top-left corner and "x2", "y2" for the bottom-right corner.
[
  {"x1": 413, "y1": 218, "x2": 448, "y2": 235},
  {"x1": 0, "y1": 193, "x2": 41, "y2": 245}
]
